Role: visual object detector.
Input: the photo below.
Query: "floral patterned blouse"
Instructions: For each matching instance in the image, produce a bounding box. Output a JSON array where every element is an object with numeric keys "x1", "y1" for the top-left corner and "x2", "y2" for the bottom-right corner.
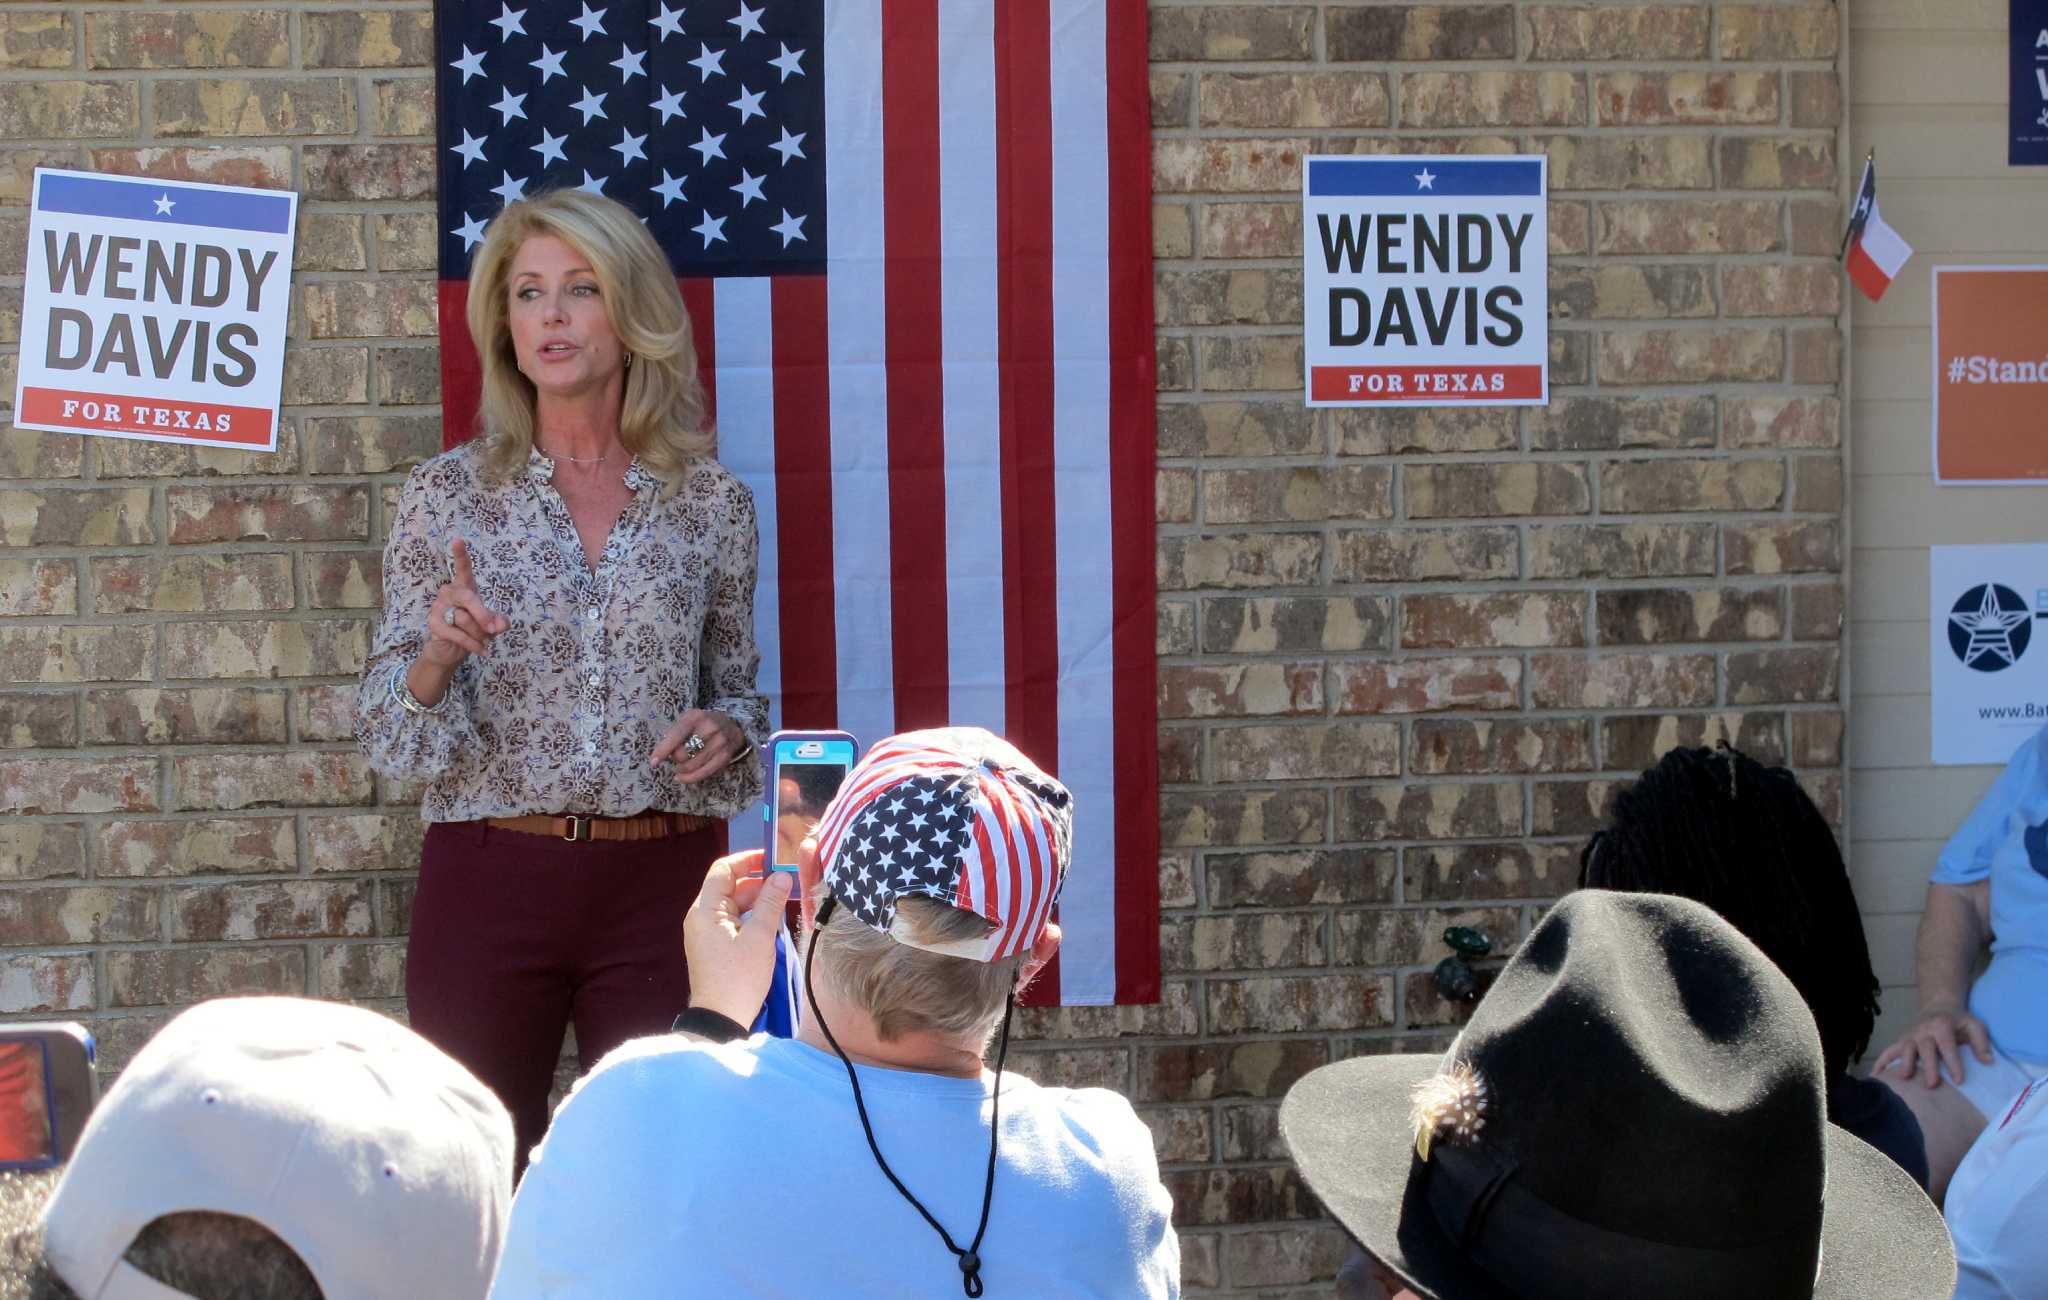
[{"x1": 356, "y1": 445, "x2": 768, "y2": 823}]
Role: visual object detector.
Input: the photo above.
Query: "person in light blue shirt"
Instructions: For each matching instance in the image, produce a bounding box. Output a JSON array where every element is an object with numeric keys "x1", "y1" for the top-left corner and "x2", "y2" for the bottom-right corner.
[
  {"x1": 1875, "y1": 724, "x2": 2048, "y2": 1204},
  {"x1": 488, "y1": 728, "x2": 1180, "y2": 1299}
]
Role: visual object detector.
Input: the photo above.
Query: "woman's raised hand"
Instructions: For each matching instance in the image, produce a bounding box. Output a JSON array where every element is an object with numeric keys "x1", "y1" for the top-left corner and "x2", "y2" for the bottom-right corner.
[{"x1": 422, "y1": 539, "x2": 509, "y2": 667}]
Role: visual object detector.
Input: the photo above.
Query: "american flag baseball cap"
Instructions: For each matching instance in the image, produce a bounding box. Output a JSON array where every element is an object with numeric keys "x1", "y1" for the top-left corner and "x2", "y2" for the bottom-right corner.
[{"x1": 811, "y1": 727, "x2": 1073, "y2": 963}]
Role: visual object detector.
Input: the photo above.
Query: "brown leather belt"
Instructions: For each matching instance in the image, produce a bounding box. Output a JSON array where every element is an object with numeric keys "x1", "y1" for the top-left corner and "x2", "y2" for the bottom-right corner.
[{"x1": 484, "y1": 812, "x2": 713, "y2": 843}]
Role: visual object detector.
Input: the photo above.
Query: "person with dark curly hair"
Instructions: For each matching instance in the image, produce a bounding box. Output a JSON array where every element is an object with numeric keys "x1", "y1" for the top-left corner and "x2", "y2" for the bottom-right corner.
[{"x1": 1577, "y1": 744, "x2": 1928, "y2": 1189}]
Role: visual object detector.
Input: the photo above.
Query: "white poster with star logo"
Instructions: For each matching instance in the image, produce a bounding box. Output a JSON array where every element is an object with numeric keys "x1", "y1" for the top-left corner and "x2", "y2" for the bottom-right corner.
[
  {"x1": 1932, "y1": 544, "x2": 2048, "y2": 763},
  {"x1": 1301, "y1": 155, "x2": 1546, "y2": 407},
  {"x1": 12, "y1": 167, "x2": 297, "y2": 452}
]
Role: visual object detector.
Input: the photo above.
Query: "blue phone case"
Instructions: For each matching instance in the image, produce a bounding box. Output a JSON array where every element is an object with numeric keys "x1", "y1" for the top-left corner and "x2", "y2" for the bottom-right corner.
[{"x1": 764, "y1": 729, "x2": 858, "y2": 871}]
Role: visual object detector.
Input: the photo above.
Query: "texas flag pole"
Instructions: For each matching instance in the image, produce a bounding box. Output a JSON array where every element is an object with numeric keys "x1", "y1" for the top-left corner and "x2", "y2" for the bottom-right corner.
[{"x1": 1840, "y1": 149, "x2": 1912, "y2": 302}]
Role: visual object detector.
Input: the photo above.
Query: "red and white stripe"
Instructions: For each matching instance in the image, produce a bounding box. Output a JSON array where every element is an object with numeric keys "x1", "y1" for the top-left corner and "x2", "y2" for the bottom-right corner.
[
  {"x1": 1847, "y1": 203, "x2": 1911, "y2": 303},
  {"x1": 704, "y1": 0, "x2": 1155, "y2": 1006}
]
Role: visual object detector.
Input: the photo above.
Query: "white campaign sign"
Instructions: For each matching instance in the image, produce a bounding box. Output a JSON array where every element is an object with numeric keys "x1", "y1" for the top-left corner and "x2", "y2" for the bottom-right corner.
[
  {"x1": 14, "y1": 167, "x2": 297, "y2": 452},
  {"x1": 1302, "y1": 155, "x2": 1547, "y2": 408},
  {"x1": 1931, "y1": 544, "x2": 2048, "y2": 764}
]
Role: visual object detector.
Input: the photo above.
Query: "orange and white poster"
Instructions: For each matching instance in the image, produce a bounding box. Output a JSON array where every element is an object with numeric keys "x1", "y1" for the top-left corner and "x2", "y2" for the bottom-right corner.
[{"x1": 1934, "y1": 266, "x2": 2048, "y2": 484}]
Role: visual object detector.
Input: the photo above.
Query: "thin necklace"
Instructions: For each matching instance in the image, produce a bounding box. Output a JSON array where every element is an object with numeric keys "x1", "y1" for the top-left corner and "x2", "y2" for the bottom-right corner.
[{"x1": 538, "y1": 443, "x2": 614, "y2": 465}]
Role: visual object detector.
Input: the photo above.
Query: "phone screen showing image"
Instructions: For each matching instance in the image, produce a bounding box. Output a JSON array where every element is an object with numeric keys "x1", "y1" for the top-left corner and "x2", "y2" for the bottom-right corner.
[
  {"x1": 770, "y1": 732, "x2": 860, "y2": 876},
  {"x1": 0, "y1": 1040, "x2": 52, "y2": 1165}
]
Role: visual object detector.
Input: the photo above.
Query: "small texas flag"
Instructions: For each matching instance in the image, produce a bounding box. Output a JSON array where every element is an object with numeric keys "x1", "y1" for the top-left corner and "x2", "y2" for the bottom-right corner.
[{"x1": 1841, "y1": 154, "x2": 1911, "y2": 302}]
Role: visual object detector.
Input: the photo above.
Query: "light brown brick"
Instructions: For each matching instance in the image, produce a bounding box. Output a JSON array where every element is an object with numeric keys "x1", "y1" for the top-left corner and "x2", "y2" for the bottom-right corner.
[
  {"x1": 1722, "y1": 265, "x2": 1842, "y2": 318},
  {"x1": 0, "y1": 954, "x2": 93, "y2": 1012},
  {"x1": 0, "y1": 81, "x2": 137, "y2": 137},
  {"x1": 306, "y1": 552, "x2": 381, "y2": 610},
  {"x1": 1198, "y1": 335, "x2": 1302, "y2": 391},
  {"x1": 1531, "y1": 778, "x2": 1622, "y2": 836},
  {"x1": 1407, "y1": 463, "x2": 1590, "y2": 519},
  {"x1": 1201, "y1": 596, "x2": 1391, "y2": 655},
  {"x1": 301, "y1": 279, "x2": 438, "y2": 339},
  {"x1": 1402, "y1": 592, "x2": 1586, "y2": 649},
  {"x1": 294, "y1": 211, "x2": 366, "y2": 272},
  {"x1": 1222, "y1": 1226, "x2": 1351, "y2": 1289},
  {"x1": 167, "y1": 485, "x2": 368, "y2": 544},
  {"x1": 1529, "y1": 395, "x2": 1715, "y2": 450},
  {"x1": 1600, "y1": 457, "x2": 1785, "y2": 512},
  {"x1": 375, "y1": 347, "x2": 440, "y2": 405},
  {"x1": 1719, "y1": 6, "x2": 1840, "y2": 60},
  {"x1": 1789, "y1": 199, "x2": 1841, "y2": 257},
  {"x1": 106, "y1": 947, "x2": 304, "y2": 1007},
  {"x1": 319, "y1": 942, "x2": 407, "y2": 998},
  {"x1": 1158, "y1": 401, "x2": 1318, "y2": 457},
  {"x1": 370, "y1": 78, "x2": 435, "y2": 137},
  {"x1": 1207, "y1": 849, "x2": 1396, "y2": 909},
  {"x1": 1212, "y1": 722, "x2": 1400, "y2": 782},
  {"x1": 303, "y1": 144, "x2": 436, "y2": 202},
  {"x1": 1412, "y1": 719, "x2": 1594, "y2": 775},
  {"x1": 1337, "y1": 782, "x2": 1522, "y2": 841},
  {"x1": 1726, "y1": 521, "x2": 1840, "y2": 575},
  {"x1": 1790, "y1": 326, "x2": 1842, "y2": 385},
  {"x1": 306, "y1": 813, "x2": 425, "y2": 874},
  {"x1": 0, "y1": 757, "x2": 158, "y2": 814},
  {"x1": 1601, "y1": 712, "x2": 1786, "y2": 770},
  {"x1": 305, "y1": 416, "x2": 441, "y2": 476},
  {"x1": 1209, "y1": 974, "x2": 1392, "y2": 1034},
  {"x1": 1153, "y1": 202, "x2": 1192, "y2": 259},
  {"x1": 1158, "y1": 662, "x2": 1323, "y2": 720},
  {"x1": 1728, "y1": 647, "x2": 1839, "y2": 704},
  {"x1": 0, "y1": 886, "x2": 157, "y2": 945},
  {"x1": 1332, "y1": 657, "x2": 1519, "y2": 713},
  {"x1": 88, "y1": 144, "x2": 290, "y2": 189},
  {"x1": 153, "y1": 78, "x2": 355, "y2": 137},
  {"x1": 1154, "y1": 138, "x2": 1309, "y2": 194},
  {"x1": 86, "y1": 687, "x2": 287, "y2": 745},
  {"x1": 0, "y1": 694, "x2": 74, "y2": 749},
  {"x1": 1723, "y1": 138, "x2": 1834, "y2": 193},
  {"x1": 1333, "y1": 527, "x2": 1517, "y2": 582},
  {"x1": 1596, "y1": 587, "x2": 1784, "y2": 644},
  {"x1": 1326, "y1": 407, "x2": 1515, "y2": 457},
  {"x1": 1200, "y1": 73, "x2": 1388, "y2": 129},
  {"x1": 284, "y1": 348, "x2": 371, "y2": 405},
  {"x1": 1789, "y1": 71, "x2": 1842, "y2": 128},
  {"x1": 1551, "y1": 264, "x2": 1716, "y2": 321},
  {"x1": 1528, "y1": 524, "x2": 1717, "y2": 579},
  {"x1": 302, "y1": 11, "x2": 434, "y2": 67},
  {"x1": 1550, "y1": 330, "x2": 1592, "y2": 384},
  {"x1": 1156, "y1": 269, "x2": 1302, "y2": 327},
  {"x1": 1529, "y1": 653, "x2": 1716, "y2": 709},
  {"x1": 0, "y1": 425, "x2": 83, "y2": 479},
  {"x1": 96, "y1": 817, "x2": 295, "y2": 877},
  {"x1": 1159, "y1": 601, "x2": 1196, "y2": 661},
  {"x1": 372, "y1": 214, "x2": 438, "y2": 272},
  {"x1": 1793, "y1": 456, "x2": 1844, "y2": 514},
  {"x1": 1598, "y1": 330, "x2": 1784, "y2": 385},
  {"x1": 0, "y1": 824, "x2": 85, "y2": 881},
  {"x1": 1157, "y1": 468, "x2": 1194, "y2": 524},
  {"x1": 1399, "y1": 72, "x2": 1587, "y2": 127},
  {"x1": 0, "y1": 626, "x2": 153, "y2": 684},
  {"x1": 0, "y1": 488, "x2": 153, "y2": 548},
  {"x1": 1595, "y1": 200, "x2": 1782, "y2": 255},
  {"x1": 1724, "y1": 393, "x2": 1841, "y2": 451},
  {"x1": 1328, "y1": 6, "x2": 1515, "y2": 60},
  {"x1": 1539, "y1": 134, "x2": 1712, "y2": 191},
  {"x1": 1148, "y1": 6, "x2": 1315, "y2": 60},
  {"x1": 1404, "y1": 843, "x2": 1579, "y2": 901},
  {"x1": 1791, "y1": 711, "x2": 1845, "y2": 766},
  {"x1": 170, "y1": 879, "x2": 373, "y2": 942},
  {"x1": 0, "y1": 12, "x2": 75, "y2": 69},
  {"x1": 1791, "y1": 583, "x2": 1845, "y2": 641},
  {"x1": 1151, "y1": 71, "x2": 1191, "y2": 127},
  {"x1": 1594, "y1": 72, "x2": 1779, "y2": 126},
  {"x1": 91, "y1": 553, "x2": 293, "y2": 614},
  {"x1": 1157, "y1": 533, "x2": 1321, "y2": 590},
  {"x1": 162, "y1": 620, "x2": 368, "y2": 681},
  {"x1": 87, "y1": 10, "x2": 288, "y2": 69},
  {"x1": 0, "y1": 559, "x2": 75, "y2": 617},
  {"x1": 1203, "y1": 465, "x2": 1390, "y2": 524},
  {"x1": 1524, "y1": 6, "x2": 1710, "y2": 60},
  {"x1": 1162, "y1": 788, "x2": 1328, "y2": 848},
  {"x1": 90, "y1": 423, "x2": 300, "y2": 477},
  {"x1": 169, "y1": 752, "x2": 371, "y2": 811},
  {"x1": 1137, "y1": 1040, "x2": 1329, "y2": 1102},
  {"x1": 1196, "y1": 201, "x2": 1301, "y2": 259},
  {"x1": 1165, "y1": 913, "x2": 1327, "y2": 974}
]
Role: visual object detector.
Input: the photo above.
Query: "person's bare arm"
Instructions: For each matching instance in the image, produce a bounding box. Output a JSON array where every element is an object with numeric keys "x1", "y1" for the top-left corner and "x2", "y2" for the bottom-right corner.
[{"x1": 1873, "y1": 881, "x2": 1994, "y2": 1086}]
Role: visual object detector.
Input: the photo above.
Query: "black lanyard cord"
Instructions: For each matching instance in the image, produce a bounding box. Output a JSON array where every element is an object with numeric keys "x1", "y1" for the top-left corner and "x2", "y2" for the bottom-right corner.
[{"x1": 804, "y1": 911, "x2": 1011, "y2": 1297}]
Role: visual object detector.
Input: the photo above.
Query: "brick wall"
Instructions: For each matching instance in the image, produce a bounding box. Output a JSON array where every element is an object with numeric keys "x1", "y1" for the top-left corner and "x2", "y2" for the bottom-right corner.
[{"x1": 0, "y1": 3, "x2": 1845, "y2": 1295}]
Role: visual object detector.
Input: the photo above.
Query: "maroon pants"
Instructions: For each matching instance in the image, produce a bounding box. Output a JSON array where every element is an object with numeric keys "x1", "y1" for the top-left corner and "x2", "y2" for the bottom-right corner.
[{"x1": 405, "y1": 820, "x2": 720, "y2": 1168}]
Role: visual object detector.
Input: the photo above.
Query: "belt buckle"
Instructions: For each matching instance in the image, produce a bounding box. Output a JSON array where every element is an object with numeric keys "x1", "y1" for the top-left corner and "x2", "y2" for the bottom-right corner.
[{"x1": 562, "y1": 815, "x2": 591, "y2": 843}]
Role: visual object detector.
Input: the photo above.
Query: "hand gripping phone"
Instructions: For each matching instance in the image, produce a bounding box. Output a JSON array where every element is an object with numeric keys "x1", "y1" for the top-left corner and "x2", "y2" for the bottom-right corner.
[
  {"x1": 764, "y1": 730, "x2": 859, "y2": 873},
  {"x1": 0, "y1": 1023, "x2": 97, "y2": 1170}
]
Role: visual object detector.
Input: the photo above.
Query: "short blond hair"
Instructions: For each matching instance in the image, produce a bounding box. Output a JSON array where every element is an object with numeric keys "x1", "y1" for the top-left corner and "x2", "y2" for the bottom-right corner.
[
  {"x1": 814, "y1": 894, "x2": 1032, "y2": 1044},
  {"x1": 464, "y1": 190, "x2": 712, "y2": 491}
]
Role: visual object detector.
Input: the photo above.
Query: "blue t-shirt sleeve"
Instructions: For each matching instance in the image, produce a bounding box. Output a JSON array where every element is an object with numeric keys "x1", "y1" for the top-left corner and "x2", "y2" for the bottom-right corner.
[{"x1": 1935, "y1": 728, "x2": 2048, "y2": 885}]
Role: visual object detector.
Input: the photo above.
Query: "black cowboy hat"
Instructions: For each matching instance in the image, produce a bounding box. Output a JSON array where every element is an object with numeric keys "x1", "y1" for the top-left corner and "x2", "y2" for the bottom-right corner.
[{"x1": 1279, "y1": 891, "x2": 1954, "y2": 1300}]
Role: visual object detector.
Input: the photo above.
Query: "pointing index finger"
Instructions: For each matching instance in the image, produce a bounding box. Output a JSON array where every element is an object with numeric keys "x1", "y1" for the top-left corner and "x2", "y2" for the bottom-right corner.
[{"x1": 451, "y1": 538, "x2": 476, "y2": 589}]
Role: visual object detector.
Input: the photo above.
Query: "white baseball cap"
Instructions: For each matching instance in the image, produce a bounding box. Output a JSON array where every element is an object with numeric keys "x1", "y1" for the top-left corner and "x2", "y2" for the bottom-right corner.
[{"x1": 40, "y1": 996, "x2": 514, "y2": 1300}]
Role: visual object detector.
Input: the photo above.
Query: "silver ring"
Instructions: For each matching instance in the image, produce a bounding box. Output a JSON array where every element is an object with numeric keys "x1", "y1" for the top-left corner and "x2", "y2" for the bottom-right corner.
[
  {"x1": 682, "y1": 733, "x2": 707, "y2": 758},
  {"x1": 443, "y1": 607, "x2": 458, "y2": 626}
]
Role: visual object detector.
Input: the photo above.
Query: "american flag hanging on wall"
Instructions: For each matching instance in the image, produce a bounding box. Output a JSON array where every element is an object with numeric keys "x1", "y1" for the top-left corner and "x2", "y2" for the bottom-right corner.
[{"x1": 432, "y1": 0, "x2": 1159, "y2": 1005}]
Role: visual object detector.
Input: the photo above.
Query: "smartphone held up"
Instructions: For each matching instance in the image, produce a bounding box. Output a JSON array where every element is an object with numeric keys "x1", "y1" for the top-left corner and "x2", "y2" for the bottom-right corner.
[
  {"x1": 765, "y1": 730, "x2": 858, "y2": 873},
  {"x1": 0, "y1": 1023, "x2": 96, "y2": 1170}
]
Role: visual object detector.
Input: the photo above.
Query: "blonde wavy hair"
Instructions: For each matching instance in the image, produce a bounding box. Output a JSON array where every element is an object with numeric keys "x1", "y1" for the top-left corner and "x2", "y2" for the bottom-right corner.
[{"x1": 465, "y1": 190, "x2": 712, "y2": 488}]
